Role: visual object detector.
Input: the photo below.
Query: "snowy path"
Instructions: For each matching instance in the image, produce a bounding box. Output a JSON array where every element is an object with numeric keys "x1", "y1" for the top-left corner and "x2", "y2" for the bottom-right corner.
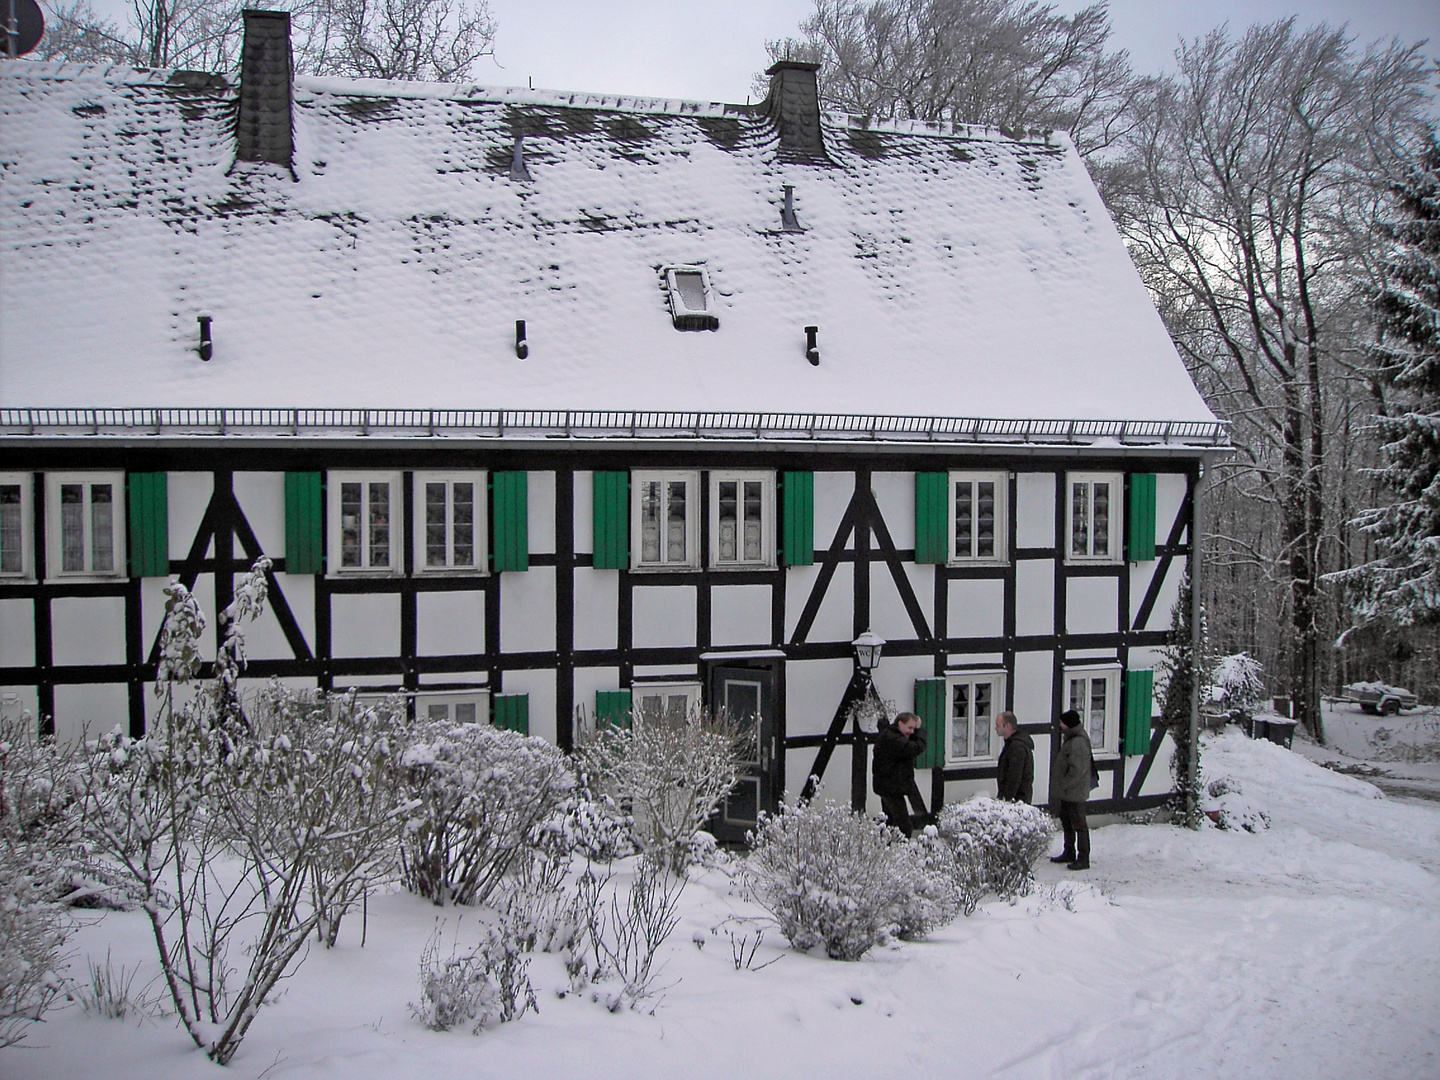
[{"x1": 5, "y1": 731, "x2": 1438, "y2": 1080}]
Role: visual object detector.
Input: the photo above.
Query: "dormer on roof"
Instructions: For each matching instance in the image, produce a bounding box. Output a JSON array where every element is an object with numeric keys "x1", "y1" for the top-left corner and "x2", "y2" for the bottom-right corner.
[
  {"x1": 761, "y1": 61, "x2": 833, "y2": 166},
  {"x1": 235, "y1": 9, "x2": 294, "y2": 170}
]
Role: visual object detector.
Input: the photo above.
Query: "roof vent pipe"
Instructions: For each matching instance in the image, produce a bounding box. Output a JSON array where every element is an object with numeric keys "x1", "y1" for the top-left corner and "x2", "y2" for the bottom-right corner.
[
  {"x1": 781, "y1": 184, "x2": 802, "y2": 232},
  {"x1": 515, "y1": 319, "x2": 528, "y2": 359},
  {"x1": 197, "y1": 315, "x2": 213, "y2": 361},
  {"x1": 236, "y1": 10, "x2": 294, "y2": 168},
  {"x1": 509, "y1": 134, "x2": 532, "y2": 181},
  {"x1": 805, "y1": 325, "x2": 819, "y2": 365}
]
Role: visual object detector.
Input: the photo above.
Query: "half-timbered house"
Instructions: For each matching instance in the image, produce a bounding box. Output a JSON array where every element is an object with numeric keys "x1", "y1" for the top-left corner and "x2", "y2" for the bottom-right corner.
[{"x1": 0, "y1": 11, "x2": 1227, "y2": 831}]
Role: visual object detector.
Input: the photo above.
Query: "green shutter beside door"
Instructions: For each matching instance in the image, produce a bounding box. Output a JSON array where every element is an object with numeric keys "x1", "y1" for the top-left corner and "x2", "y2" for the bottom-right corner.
[
  {"x1": 493, "y1": 693, "x2": 529, "y2": 734},
  {"x1": 781, "y1": 471, "x2": 814, "y2": 567},
  {"x1": 915, "y1": 472, "x2": 947, "y2": 564},
  {"x1": 593, "y1": 471, "x2": 629, "y2": 570},
  {"x1": 1124, "y1": 669, "x2": 1154, "y2": 756},
  {"x1": 284, "y1": 472, "x2": 323, "y2": 575},
  {"x1": 491, "y1": 472, "x2": 529, "y2": 572},
  {"x1": 127, "y1": 472, "x2": 168, "y2": 578},
  {"x1": 1127, "y1": 473, "x2": 1157, "y2": 562},
  {"x1": 913, "y1": 678, "x2": 946, "y2": 769},
  {"x1": 596, "y1": 690, "x2": 632, "y2": 730}
]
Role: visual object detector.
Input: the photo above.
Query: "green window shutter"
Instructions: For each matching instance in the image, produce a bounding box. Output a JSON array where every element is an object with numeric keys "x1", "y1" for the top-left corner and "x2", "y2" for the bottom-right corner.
[
  {"x1": 914, "y1": 472, "x2": 947, "y2": 564},
  {"x1": 596, "y1": 690, "x2": 632, "y2": 730},
  {"x1": 127, "y1": 472, "x2": 169, "y2": 578},
  {"x1": 1127, "y1": 473, "x2": 1157, "y2": 562},
  {"x1": 284, "y1": 472, "x2": 323, "y2": 575},
  {"x1": 1124, "y1": 669, "x2": 1154, "y2": 756},
  {"x1": 493, "y1": 693, "x2": 529, "y2": 734},
  {"x1": 592, "y1": 471, "x2": 629, "y2": 570},
  {"x1": 491, "y1": 471, "x2": 529, "y2": 572},
  {"x1": 780, "y1": 471, "x2": 814, "y2": 567},
  {"x1": 913, "y1": 678, "x2": 946, "y2": 769}
]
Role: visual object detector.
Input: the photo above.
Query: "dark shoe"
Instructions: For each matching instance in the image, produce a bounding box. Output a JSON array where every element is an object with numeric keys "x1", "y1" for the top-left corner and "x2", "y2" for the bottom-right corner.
[
  {"x1": 1066, "y1": 858, "x2": 1090, "y2": 871},
  {"x1": 1050, "y1": 853, "x2": 1075, "y2": 864}
]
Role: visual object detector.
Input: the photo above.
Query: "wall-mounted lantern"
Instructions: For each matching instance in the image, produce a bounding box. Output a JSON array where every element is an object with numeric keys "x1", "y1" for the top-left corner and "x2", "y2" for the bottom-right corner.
[{"x1": 853, "y1": 629, "x2": 885, "y2": 673}]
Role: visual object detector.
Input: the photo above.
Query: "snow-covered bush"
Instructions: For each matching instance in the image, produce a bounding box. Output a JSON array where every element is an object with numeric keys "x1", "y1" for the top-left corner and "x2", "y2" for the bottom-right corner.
[
  {"x1": 411, "y1": 921, "x2": 538, "y2": 1033},
  {"x1": 580, "y1": 704, "x2": 753, "y2": 874},
  {"x1": 0, "y1": 845, "x2": 67, "y2": 1047},
  {"x1": 744, "y1": 801, "x2": 920, "y2": 961},
  {"x1": 574, "y1": 855, "x2": 686, "y2": 1009},
  {"x1": 1203, "y1": 776, "x2": 1271, "y2": 833},
  {"x1": 1208, "y1": 653, "x2": 1267, "y2": 722},
  {"x1": 72, "y1": 949, "x2": 164, "y2": 1021},
  {"x1": 936, "y1": 797, "x2": 1057, "y2": 900},
  {"x1": 533, "y1": 786, "x2": 635, "y2": 864},
  {"x1": 400, "y1": 722, "x2": 575, "y2": 906},
  {"x1": 889, "y1": 827, "x2": 963, "y2": 939}
]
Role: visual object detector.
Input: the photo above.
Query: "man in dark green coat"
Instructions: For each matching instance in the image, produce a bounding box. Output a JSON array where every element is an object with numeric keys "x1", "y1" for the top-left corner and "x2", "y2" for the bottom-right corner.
[
  {"x1": 1049, "y1": 709, "x2": 1093, "y2": 870},
  {"x1": 994, "y1": 711, "x2": 1034, "y2": 803}
]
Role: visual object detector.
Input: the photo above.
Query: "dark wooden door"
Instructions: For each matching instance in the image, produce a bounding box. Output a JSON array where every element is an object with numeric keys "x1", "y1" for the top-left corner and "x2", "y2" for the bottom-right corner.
[{"x1": 709, "y1": 664, "x2": 777, "y2": 843}]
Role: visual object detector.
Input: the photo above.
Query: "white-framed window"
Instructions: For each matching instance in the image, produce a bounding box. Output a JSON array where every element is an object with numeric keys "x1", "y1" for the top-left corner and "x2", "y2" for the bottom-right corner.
[
  {"x1": 414, "y1": 471, "x2": 487, "y2": 574},
  {"x1": 416, "y1": 690, "x2": 489, "y2": 725},
  {"x1": 633, "y1": 682, "x2": 701, "y2": 725},
  {"x1": 1066, "y1": 472, "x2": 1122, "y2": 563},
  {"x1": 949, "y1": 470, "x2": 1007, "y2": 564},
  {"x1": 945, "y1": 670, "x2": 1007, "y2": 763},
  {"x1": 328, "y1": 471, "x2": 402, "y2": 575},
  {"x1": 45, "y1": 472, "x2": 124, "y2": 579},
  {"x1": 662, "y1": 265, "x2": 718, "y2": 331},
  {"x1": 632, "y1": 471, "x2": 699, "y2": 570},
  {"x1": 0, "y1": 473, "x2": 32, "y2": 579},
  {"x1": 710, "y1": 470, "x2": 774, "y2": 568},
  {"x1": 1066, "y1": 664, "x2": 1120, "y2": 757}
]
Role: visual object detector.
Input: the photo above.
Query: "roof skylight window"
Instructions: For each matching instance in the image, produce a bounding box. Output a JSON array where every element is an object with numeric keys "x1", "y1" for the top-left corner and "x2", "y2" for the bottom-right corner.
[{"x1": 663, "y1": 266, "x2": 718, "y2": 331}]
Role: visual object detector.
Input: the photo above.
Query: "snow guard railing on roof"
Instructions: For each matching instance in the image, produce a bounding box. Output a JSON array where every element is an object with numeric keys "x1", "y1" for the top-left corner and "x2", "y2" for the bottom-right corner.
[{"x1": 0, "y1": 409, "x2": 1230, "y2": 445}]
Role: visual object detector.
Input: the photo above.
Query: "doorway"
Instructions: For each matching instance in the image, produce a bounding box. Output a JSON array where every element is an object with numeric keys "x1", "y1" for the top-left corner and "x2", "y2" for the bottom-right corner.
[{"x1": 708, "y1": 663, "x2": 778, "y2": 843}]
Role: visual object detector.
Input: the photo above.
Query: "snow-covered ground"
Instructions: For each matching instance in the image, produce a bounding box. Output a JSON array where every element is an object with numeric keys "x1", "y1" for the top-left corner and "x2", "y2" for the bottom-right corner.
[
  {"x1": 1292, "y1": 698, "x2": 1440, "y2": 804},
  {"x1": 6, "y1": 729, "x2": 1439, "y2": 1080}
]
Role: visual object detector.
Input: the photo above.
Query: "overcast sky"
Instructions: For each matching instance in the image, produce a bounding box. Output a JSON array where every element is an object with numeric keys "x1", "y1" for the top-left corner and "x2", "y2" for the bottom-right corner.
[{"x1": 478, "y1": 0, "x2": 1438, "y2": 102}]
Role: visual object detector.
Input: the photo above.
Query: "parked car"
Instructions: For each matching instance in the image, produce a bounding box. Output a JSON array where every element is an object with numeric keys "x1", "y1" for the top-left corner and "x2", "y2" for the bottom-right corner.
[{"x1": 1340, "y1": 682, "x2": 1419, "y2": 716}]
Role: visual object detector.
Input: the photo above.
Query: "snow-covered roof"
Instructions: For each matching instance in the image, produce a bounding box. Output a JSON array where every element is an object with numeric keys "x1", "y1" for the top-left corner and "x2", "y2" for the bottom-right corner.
[{"x1": 0, "y1": 59, "x2": 1220, "y2": 438}]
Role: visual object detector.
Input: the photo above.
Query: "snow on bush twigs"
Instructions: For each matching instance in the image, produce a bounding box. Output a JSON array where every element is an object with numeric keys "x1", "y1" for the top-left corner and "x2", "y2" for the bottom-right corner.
[
  {"x1": 411, "y1": 919, "x2": 538, "y2": 1034},
  {"x1": 935, "y1": 797, "x2": 1057, "y2": 901},
  {"x1": 0, "y1": 846, "x2": 67, "y2": 1047}
]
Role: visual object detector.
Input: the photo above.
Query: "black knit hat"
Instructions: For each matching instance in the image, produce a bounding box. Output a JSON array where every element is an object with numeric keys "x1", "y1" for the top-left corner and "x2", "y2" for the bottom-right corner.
[{"x1": 1059, "y1": 709, "x2": 1082, "y2": 729}]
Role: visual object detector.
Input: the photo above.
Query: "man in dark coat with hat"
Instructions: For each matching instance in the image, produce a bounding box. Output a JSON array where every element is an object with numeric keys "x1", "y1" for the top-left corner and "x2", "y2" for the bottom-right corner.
[{"x1": 1049, "y1": 708, "x2": 1093, "y2": 870}]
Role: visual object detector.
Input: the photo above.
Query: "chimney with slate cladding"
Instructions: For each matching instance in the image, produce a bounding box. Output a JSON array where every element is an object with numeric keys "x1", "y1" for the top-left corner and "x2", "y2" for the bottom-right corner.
[
  {"x1": 236, "y1": 9, "x2": 293, "y2": 167},
  {"x1": 762, "y1": 61, "x2": 831, "y2": 165}
]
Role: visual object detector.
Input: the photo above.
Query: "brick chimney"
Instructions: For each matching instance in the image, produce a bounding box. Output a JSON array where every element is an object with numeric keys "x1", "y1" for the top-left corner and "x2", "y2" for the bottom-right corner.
[
  {"x1": 762, "y1": 61, "x2": 832, "y2": 165},
  {"x1": 236, "y1": 9, "x2": 293, "y2": 167}
]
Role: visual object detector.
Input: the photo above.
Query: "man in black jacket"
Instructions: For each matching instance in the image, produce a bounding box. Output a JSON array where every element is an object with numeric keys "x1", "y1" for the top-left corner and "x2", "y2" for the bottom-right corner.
[
  {"x1": 873, "y1": 711, "x2": 928, "y2": 836},
  {"x1": 993, "y1": 711, "x2": 1034, "y2": 804}
]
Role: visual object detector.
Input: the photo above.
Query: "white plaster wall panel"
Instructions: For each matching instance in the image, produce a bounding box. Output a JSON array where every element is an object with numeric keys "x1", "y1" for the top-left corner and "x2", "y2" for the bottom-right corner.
[
  {"x1": 1131, "y1": 557, "x2": 1184, "y2": 634},
  {"x1": 1137, "y1": 731, "x2": 1178, "y2": 795},
  {"x1": 241, "y1": 599, "x2": 300, "y2": 662},
  {"x1": 1015, "y1": 472, "x2": 1056, "y2": 548},
  {"x1": 785, "y1": 656, "x2": 852, "y2": 738},
  {"x1": 1013, "y1": 650, "x2": 1054, "y2": 727},
  {"x1": 942, "y1": 777, "x2": 997, "y2": 805},
  {"x1": 949, "y1": 651, "x2": 1003, "y2": 666},
  {"x1": 573, "y1": 568, "x2": 617, "y2": 651},
  {"x1": 792, "y1": 744, "x2": 854, "y2": 807},
  {"x1": 812, "y1": 472, "x2": 853, "y2": 550},
  {"x1": 271, "y1": 573, "x2": 314, "y2": 653},
  {"x1": 869, "y1": 561, "x2": 921, "y2": 644},
  {"x1": 904, "y1": 562, "x2": 934, "y2": 634},
  {"x1": 167, "y1": 471, "x2": 212, "y2": 559},
  {"x1": 0, "y1": 599, "x2": 34, "y2": 667},
  {"x1": 572, "y1": 665, "x2": 620, "y2": 736},
  {"x1": 1066, "y1": 576, "x2": 1119, "y2": 636},
  {"x1": 574, "y1": 471, "x2": 593, "y2": 554},
  {"x1": 330, "y1": 593, "x2": 401, "y2": 657},
  {"x1": 1014, "y1": 560, "x2": 1054, "y2": 638},
  {"x1": 418, "y1": 670, "x2": 487, "y2": 686},
  {"x1": 417, "y1": 590, "x2": 485, "y2": 656},
  {"x1": 1031, "y1": 730, "x2": 1057, "y2": 802},
  {"x1": 790, "y1": 562, "x2": 851, "y2": 644},
  {"x1": 333, "y1": 673, "x2": 404, "y2": 689},
  {"x1": 53, "y1": 683, "x2": 128, "y2": 745},
  {"x1": 947, "y1": 577, "x2": 1004, "y2": 640},
  {"x1": 0, "y1": 687, "x2": 39, "y2": 726},
  {"x1": 500, "y1": 567, "x2": 556, "y2": 653},
  {"x1": 526, "y1": 470, "x2": 555, "y2": 555},
  {"x1": 1128, "y1": 645, "x2": 1166, "y2": 675},
  {"x1": 51, "y1": 596, "x2": 126, "y2": 666},
  {"x1": 873, "y1": 652, "x2": 939, "y2": 723},
  {"x1": 232, "y1": 472, "x2": 284, "y2": 556},
  {"x1": 632, "y1": 664, "x2": 697, "y2": 678},
  {"x1": 870, "y1": 471, "x2": 914, "y2": 550},
  {"x1": 501, "y1": 668, "x2": 556, "y2": 745},
  {"x1": 710, "y1": 583, "x2": 771, "y2": 647},
  {"x1": 632, "y1": 585, "x2": 696, "y2": 649},
  {"x1": 1155, "y1": 472, "x2": 1188, "y2": 546}
]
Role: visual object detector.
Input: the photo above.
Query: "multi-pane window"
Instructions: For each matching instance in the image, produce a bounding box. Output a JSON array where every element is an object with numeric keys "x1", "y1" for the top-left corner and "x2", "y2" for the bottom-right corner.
[
  {"x1": 414, "y1": 472, "x2": 486, "y2": 574},
  {"x1": 1066, "y1": 472, "x2": 1121, "y2": 563},
  {"x1": 633, "y1": 471, "x2": 698, "y2": 569},
  {"x1": 662, "y1": 265, "x2": 718, "y2": 331},
  {"x1": 418, "y1": 691, "x2": 488, "y2": 725},
  {"x1": 46, "y1": 473, "x2": 123, "y2": 578},
  {"x1": 633, "y1": 682, "x2": 700, "y2": 726},
  {"x1": 328, "y1": 472, "x2": 401, "y2": 575},
  {"x1": 711, "y1": 471, "x2": 774, "y2": 568},
  {"x1": 0, "y1": 474, "x2": 30, "y2": 577},
  {"x1": 946, "y1": 671, "x2": 1006, "y2": 762},
  {"x1": 1066, "y1": 665, "x2": 1120, "y2": 756},
  {"x1": 950, "y1": 471, "x2": 1007, "y2": 563}
]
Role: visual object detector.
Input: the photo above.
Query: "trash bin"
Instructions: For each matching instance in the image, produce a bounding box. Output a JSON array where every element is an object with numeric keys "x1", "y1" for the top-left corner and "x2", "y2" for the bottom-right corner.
[{"x1": 1264, "y1": 717, "x2": 1298, "y2": 749}]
